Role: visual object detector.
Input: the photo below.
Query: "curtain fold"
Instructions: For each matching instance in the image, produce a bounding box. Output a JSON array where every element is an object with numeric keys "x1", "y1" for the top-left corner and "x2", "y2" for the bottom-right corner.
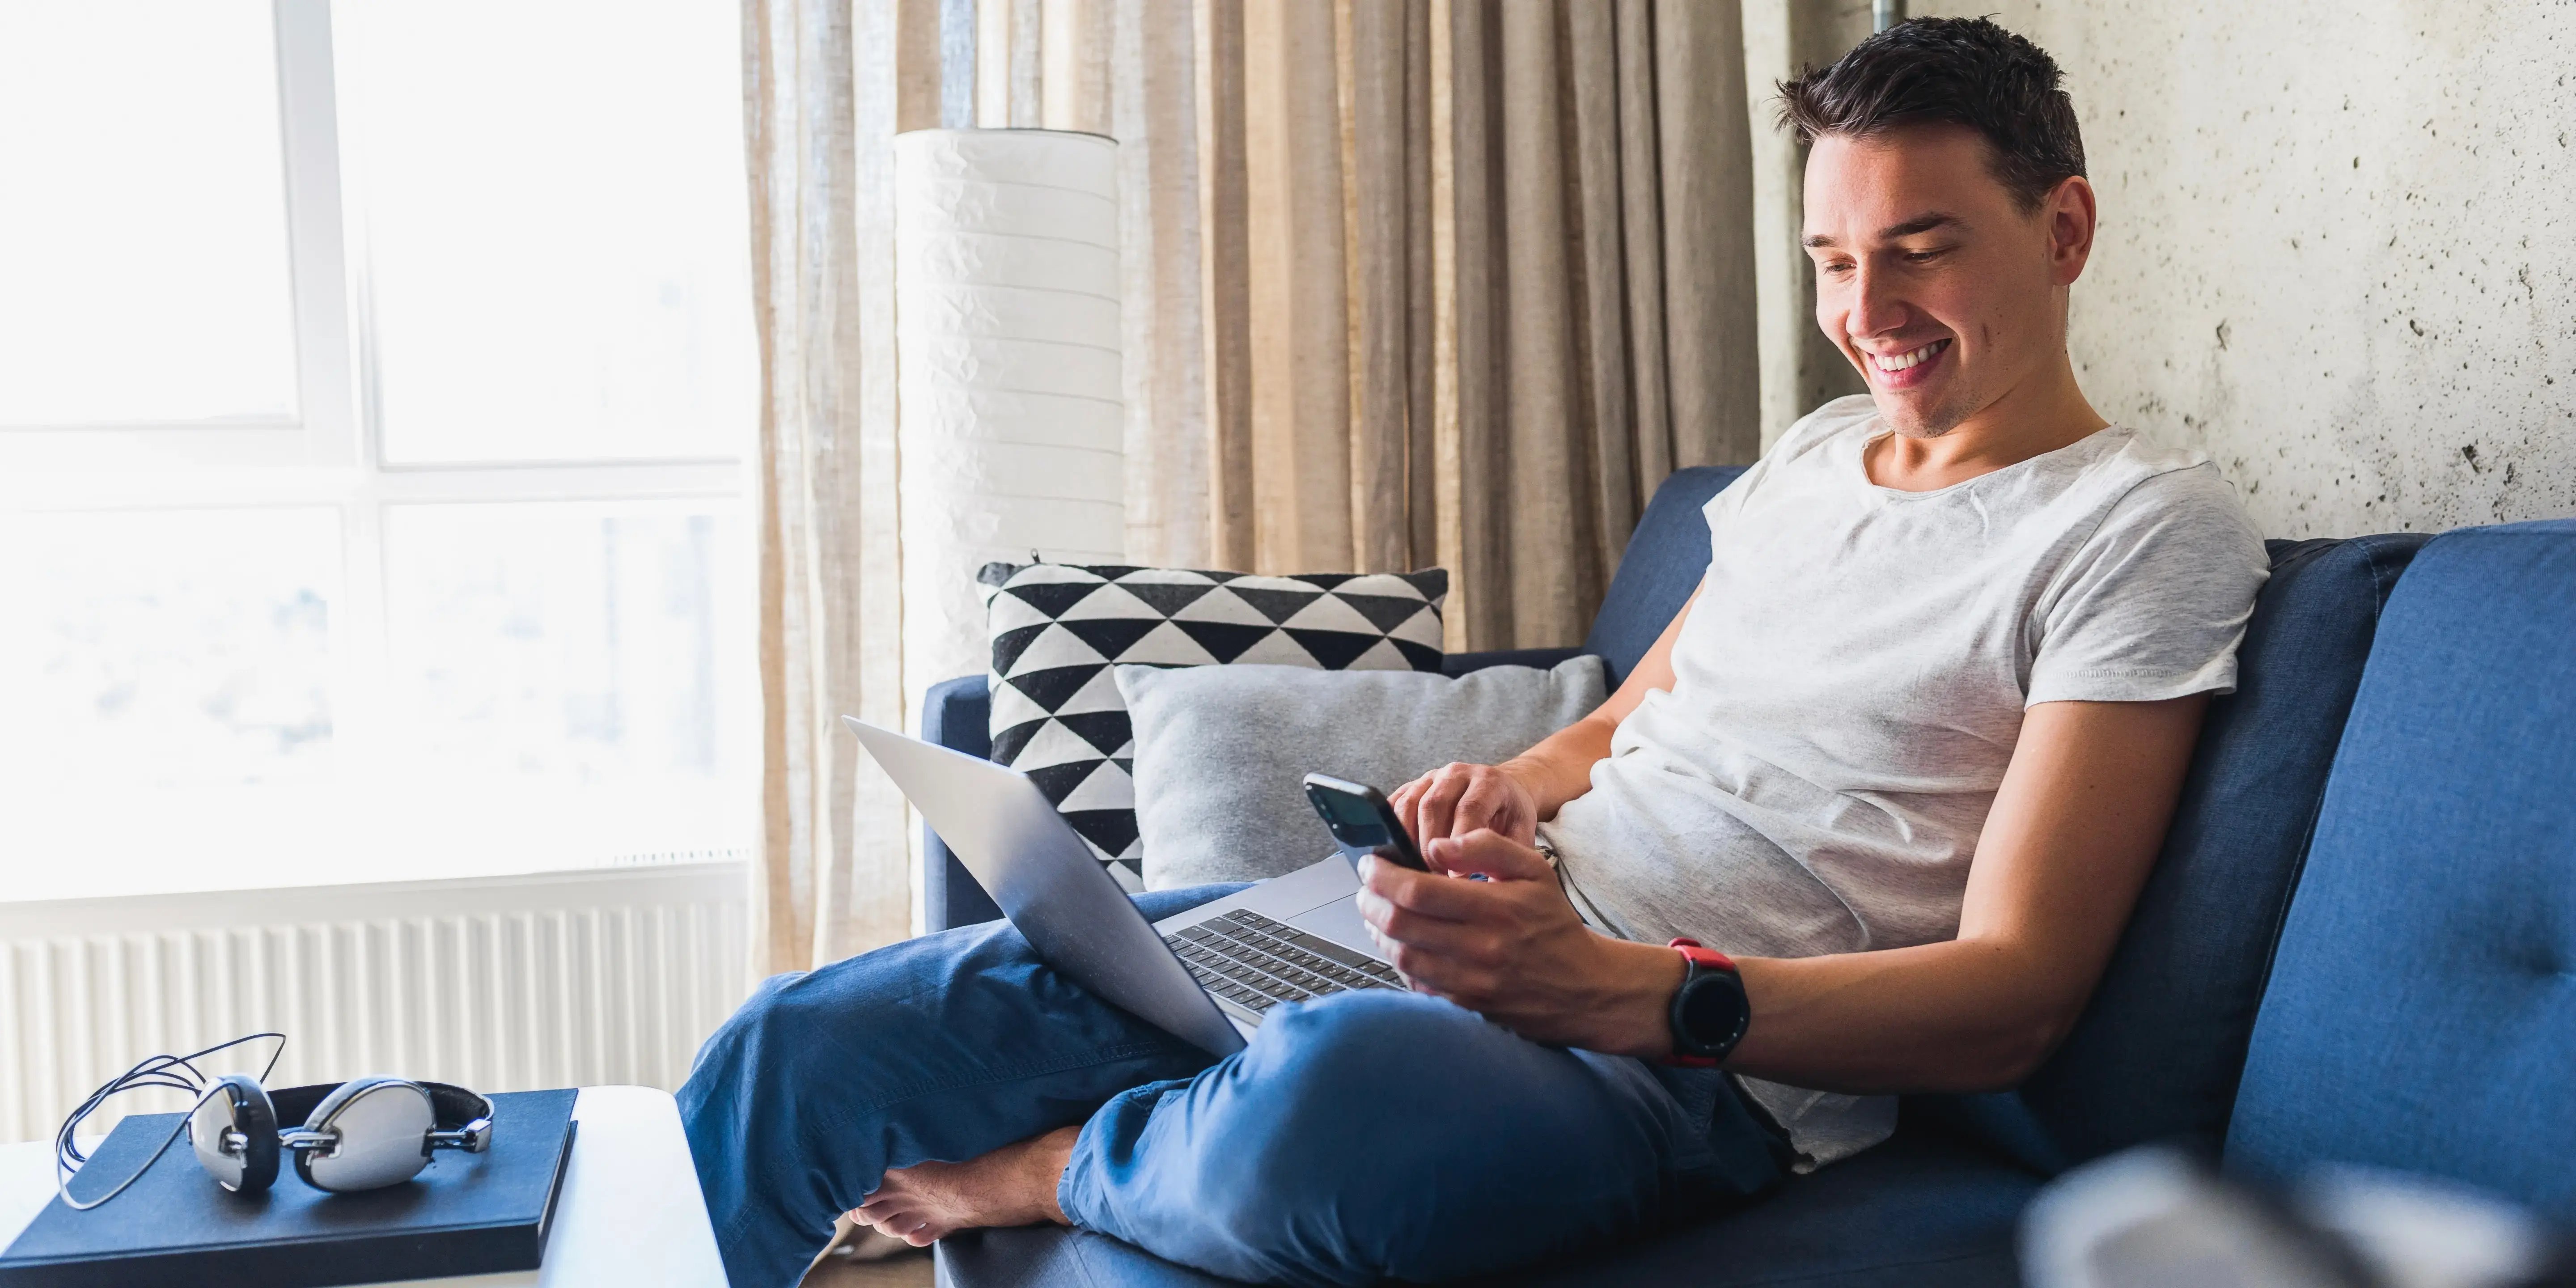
[
  {"x1": 1189, "y1": 0, "x2": 1763, "y2": 646},
  {"x1": 743, "y1": 0, "x2": 920, "y2": 973},
  {"x1": 1114, "y1": 0, "x2": 1209, "y2": 566},
  {"x1": 746, "y1": 0, "x2": 1763, "y2": 964}
]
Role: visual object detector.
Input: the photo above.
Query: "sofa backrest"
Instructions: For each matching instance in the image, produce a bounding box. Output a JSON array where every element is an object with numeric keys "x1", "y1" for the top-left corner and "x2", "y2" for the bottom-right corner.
[
  {"x1": 2224, "y1": 521, "x2": 2576, "y2": 1217},
  {"x1": 1580, "y1": 466, "x2": 1745, "y2": 687},
  {"x1": 1919, "y1": 533, "x2": 2426, "y2": 1171}
]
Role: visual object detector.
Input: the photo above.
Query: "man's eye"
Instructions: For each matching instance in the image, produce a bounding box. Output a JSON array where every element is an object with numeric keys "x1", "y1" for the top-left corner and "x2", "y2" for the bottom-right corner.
[{"x1": 1903, "y1": 249, "x2": 1946, "y2": 264}]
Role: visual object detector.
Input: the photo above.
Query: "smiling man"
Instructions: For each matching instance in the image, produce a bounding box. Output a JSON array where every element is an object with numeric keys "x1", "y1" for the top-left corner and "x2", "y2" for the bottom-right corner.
[
  {"x1": 676, "y1": 17, "x2": 2268, "y2": 1288},
  {"x1": 1379, "y1": 17, "x2": 2269, "y2": 1172}
]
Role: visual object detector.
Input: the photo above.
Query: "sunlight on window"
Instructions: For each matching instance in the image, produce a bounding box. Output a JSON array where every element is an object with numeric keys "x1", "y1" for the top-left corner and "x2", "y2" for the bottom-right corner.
[
  {"x1": 0, "y1": 508, "x2": 340, "y2": 897},
  {"x1": 377, "y1": 502, "x2": 756, "y2": 878},
  {"x1": 0, "y1": 503, "x2": 755, "y2": 898},
  {"x1": 335, "y1": 0, "x2": 757, "y2": 463},
  {"x1": 0, "y1": 0, "x2": 299, "y2": 425},
  {"x1": 0, "y1": 4, "x2": 758, "y2": 900}
]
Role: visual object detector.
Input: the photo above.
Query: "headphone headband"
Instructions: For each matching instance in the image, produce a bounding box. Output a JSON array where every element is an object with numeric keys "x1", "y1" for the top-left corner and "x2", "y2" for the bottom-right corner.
[{"x1": 267, "y1": 1080, "x2": 494, "y2": 1134}]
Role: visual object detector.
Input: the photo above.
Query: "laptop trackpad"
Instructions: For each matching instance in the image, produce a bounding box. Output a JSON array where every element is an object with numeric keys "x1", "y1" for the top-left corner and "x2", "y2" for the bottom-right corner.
[{"x1": 1287, "y1": 893, "x2": 1378, "y2": 960}]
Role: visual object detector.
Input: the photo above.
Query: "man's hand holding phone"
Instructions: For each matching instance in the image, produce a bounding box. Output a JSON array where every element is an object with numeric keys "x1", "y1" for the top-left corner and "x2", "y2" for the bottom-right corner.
[
  {"x1": 1352, "y1": 828, "x2": 1681, "y2": 1058},
  {"x1": 1303, "y1": 770, "x2": 1682, "y2": 1058},
  {"x1": 1388, "y1": 762, "x2": 1541, "y2": 847}
]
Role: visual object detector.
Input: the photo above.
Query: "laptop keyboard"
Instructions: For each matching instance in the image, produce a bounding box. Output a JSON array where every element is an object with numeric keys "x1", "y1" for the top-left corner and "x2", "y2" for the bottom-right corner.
[{"x1": 1164, "y1": 909, "x2": 1404, "y2": 1015}]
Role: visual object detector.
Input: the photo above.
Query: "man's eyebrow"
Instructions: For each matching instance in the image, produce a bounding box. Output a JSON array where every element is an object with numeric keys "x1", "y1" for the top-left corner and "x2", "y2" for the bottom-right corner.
[
  {"x1": 1801, "y1": 212, "x2": 1963, "y2": 249},
  {"x1": 1879, "y1": 212, "x2": 1961, "y2": 239}
]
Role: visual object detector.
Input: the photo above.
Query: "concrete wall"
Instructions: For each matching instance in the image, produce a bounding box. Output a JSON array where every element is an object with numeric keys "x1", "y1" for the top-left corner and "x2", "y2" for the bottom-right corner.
[
  {"x1": 1744, "y1": 0, "x2": 1873, "y2": 436},
  {"x1": 1752, "y1": 1, "x2": 2576, "y2": 538}
]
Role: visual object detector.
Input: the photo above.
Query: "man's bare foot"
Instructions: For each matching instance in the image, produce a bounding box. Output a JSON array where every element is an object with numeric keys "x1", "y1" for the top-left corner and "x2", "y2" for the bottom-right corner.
[{"x1": 849, "y1": 1127, "x2": 1080, "y2": 1247}]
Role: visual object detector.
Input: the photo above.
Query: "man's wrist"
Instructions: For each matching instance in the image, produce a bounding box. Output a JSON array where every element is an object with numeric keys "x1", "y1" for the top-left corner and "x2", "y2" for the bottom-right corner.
[
  {"x1": 1587, "y1": 939, "x2": 1688, "y2": 1059},
  {"x1": 1494, "y1": 756, "x2": 1565, "y2": 820}
]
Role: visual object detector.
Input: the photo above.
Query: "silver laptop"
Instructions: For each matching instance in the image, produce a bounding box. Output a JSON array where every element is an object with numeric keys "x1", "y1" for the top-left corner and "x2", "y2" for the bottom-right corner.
[{"x1": 843, "y1": 716, "x2": 1405, "y2": 1056}]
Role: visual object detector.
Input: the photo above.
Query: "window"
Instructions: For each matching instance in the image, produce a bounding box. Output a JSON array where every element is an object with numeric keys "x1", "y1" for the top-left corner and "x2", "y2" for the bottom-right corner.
[{"x1": 0, "y1": 0, "x2": 758, "y2": 901}]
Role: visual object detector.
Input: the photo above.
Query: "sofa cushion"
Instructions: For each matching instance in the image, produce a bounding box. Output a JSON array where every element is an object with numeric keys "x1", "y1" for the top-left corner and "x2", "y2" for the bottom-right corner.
[
  {"x1": 1501, "y1": 1126, "x2": 2034, "y2": 1288},
  {"x1": 1917, "y1": 533, "x2": 2427, "y2": 1172},
  {"x1": 2224, "y1": 520, "x2": 2576, "y2": 1218},
  {"x1": 936, "y1": 1125, "x2": 2035, "y2": 1288},
  {"x1": 1119, "y1": 657, "x2": 1606, "y2": 887}
]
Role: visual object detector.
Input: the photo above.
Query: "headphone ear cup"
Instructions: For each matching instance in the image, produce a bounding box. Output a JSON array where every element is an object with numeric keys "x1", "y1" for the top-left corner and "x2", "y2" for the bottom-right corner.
[
  {"x1": 294, "y1": 1075, "x2": 400, "y2": 1134},
  {"x1": 290, "y1": 1076, "x2": 407, "y2": 1191},
  {"x1": 189, "y1": 1074, "x2": 280, "y2": 1195}
]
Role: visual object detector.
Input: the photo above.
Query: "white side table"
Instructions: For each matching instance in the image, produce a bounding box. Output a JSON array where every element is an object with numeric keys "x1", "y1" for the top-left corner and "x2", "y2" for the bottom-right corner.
[{"x1": 0, "y1": 1085, "x2": 729, "y2": 1288}]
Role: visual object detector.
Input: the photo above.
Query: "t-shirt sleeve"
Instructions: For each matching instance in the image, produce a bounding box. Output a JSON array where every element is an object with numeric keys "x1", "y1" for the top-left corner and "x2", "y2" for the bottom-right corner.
[{"x1": 2025, "y1": 464, "x2": 2269, "y2": 707}]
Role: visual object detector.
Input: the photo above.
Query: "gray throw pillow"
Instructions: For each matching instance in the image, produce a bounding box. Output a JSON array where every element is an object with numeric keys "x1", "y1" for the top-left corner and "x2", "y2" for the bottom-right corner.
[{"x1": 1117, "y1": 656, "x2": 1607, "y2": 888}]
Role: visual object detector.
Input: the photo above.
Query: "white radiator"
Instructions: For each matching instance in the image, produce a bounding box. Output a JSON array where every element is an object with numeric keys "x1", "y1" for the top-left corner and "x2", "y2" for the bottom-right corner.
[{"x1": 0, "y1": 863, "x2": 752, "y2": 1144}]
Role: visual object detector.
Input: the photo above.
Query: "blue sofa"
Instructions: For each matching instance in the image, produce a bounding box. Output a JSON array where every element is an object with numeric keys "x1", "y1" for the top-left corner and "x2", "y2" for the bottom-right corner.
[{"x1": 916, "y1": 467, "x2": 2573, "y2": 1285}]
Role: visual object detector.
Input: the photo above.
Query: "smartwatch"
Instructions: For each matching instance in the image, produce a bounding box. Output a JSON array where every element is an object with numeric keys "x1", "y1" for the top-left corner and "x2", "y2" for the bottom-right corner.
[{"x1": 1662, "y1": 938, "x2": 1751, "y2": 1067}]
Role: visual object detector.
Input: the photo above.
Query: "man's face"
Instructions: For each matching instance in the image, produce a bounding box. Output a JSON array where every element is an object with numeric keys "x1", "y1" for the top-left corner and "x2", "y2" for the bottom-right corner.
[{"x1": 1802, "y1": 124, "x2": 2093, "y2": 438}]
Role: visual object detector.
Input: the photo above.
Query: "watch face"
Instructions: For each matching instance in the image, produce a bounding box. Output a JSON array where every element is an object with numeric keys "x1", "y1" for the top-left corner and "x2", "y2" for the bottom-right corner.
[{"x1": 1678, "y1": 972, "x2": 1750, "y2": 1055}]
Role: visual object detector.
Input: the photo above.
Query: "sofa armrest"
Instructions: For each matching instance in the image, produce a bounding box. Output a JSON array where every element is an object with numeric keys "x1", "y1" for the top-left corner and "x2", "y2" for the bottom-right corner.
[
  {"x1": 920, "y1": 675, "x2": 1004, "y2": 931},
  {"x1": 923, "y1": 674, "x2": 992, "y2": 757}
]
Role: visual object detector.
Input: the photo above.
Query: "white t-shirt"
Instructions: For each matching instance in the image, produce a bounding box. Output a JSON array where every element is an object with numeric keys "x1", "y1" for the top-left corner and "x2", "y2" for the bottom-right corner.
[{"x1": 1539, "y1": 395, "x2": 2269, "y2": 1168}]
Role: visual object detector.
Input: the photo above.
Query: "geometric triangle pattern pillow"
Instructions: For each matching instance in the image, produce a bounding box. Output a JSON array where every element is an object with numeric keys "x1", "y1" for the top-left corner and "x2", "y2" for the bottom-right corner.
[{"x1": 976, "y1": 561, "x2": 1448, "y2": 889}]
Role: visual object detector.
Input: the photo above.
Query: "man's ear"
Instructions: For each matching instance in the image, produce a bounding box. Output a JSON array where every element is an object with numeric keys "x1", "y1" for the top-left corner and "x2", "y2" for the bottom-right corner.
[{"x1": 2046, "y1": 174, "x2": 2098, "y2": 286}]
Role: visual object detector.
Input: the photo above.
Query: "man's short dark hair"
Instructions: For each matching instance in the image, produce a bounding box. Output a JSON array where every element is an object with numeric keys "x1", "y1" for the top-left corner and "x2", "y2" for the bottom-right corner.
[{"x1": 1776, "y1": 17, "x2": 2085, "y2": 212}]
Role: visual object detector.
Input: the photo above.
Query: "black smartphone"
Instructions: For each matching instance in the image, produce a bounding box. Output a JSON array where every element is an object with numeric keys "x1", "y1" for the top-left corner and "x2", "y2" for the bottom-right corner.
[{"x1": 1302, "y1": 773, "x2": 1430, "y2": 872}]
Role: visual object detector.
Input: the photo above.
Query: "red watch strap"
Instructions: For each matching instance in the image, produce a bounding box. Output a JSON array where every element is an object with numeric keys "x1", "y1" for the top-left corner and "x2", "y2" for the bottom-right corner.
[
  {"x1": 1668, "y1": 936, "x2": 1737, "y2": 973},
  {"x1": 1662, "y1": 938, "x2": 1737, "y2": 1068}
]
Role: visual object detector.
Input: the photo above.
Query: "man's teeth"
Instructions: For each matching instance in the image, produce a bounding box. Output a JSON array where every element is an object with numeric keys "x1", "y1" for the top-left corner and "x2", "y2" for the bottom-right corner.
[{"x1": 1872, "y1": 339, "x2": 1950, "y2": 372}]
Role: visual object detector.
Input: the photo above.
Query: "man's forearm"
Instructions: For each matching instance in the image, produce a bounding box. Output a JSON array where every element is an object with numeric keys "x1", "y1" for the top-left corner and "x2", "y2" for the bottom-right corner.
[
  {"x1": 1720, "y1": 938, "x2": 2083, "y2": 1094},
  {"x1": 1500, "y1": 713, "x2": 1617, "y2": 820},
  {"x1": 1563, "y1": 936, "x2": 2085, "y2": 1092},
  {"x1": 1417, "y1": 701, "x2": 2190, "y2": 1097},
  {"x1": 1708, "y1": 698, "x2": 2204, "y2": 1093}
]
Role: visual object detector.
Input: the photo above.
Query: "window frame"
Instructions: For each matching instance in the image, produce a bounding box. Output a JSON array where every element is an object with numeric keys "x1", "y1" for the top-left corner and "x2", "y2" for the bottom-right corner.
[{"x1": 0, "y1": 0, "x2": 754, "y2": 892}]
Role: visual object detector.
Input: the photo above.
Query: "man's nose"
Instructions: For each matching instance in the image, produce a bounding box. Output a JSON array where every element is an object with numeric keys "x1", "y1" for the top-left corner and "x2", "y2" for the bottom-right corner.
[{"x1": 1844, "y1": 261, "x2": 1908, "y2": 342}]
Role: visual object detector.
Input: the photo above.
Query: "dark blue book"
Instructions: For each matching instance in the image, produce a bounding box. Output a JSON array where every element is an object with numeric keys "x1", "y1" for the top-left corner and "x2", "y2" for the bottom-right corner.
[{"x1": 0, "y1": 1088, "x2": 576, "y2": 1288}]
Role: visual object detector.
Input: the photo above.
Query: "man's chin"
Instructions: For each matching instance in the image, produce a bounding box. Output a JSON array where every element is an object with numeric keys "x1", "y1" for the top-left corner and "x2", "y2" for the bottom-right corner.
[{"x1": 1868, "y1": 390, "x2": 1964, "y2": 440}]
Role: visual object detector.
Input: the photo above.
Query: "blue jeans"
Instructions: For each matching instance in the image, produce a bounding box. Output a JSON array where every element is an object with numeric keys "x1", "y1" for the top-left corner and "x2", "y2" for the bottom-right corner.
[{"x1": 678, "y1": 886, "x2": 1788, "y2": 1288}]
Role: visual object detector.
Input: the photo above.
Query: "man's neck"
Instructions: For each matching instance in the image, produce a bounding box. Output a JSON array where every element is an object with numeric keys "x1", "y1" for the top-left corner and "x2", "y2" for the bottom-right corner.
[{"x1": 1865, "y1": 362, "x2": 2109, "y2": 493}]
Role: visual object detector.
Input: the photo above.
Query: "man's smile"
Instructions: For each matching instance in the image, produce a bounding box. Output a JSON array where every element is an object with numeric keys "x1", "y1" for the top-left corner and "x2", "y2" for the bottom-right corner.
[{"x1": 1863, "y1": 337, "x2": 1952, "y2": 389}]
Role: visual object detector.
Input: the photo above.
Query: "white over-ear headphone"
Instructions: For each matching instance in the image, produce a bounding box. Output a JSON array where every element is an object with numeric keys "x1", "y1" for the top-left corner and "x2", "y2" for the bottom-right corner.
[{"x1": 55, "y1": 1034, "x2": 494, "y2": 1212}]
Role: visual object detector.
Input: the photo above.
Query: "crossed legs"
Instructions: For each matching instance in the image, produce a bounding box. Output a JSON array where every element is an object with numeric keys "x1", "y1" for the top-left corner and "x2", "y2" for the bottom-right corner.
[{"x1": 678, "y1": 889, "x2": 1784, "y2": 1288}]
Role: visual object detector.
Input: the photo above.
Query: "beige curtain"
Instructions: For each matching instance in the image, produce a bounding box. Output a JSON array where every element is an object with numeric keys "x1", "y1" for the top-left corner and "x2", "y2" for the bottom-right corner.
[
  {"x1": 744, "y1": 0, "x2": 1762, "y2": 965},
  {"x1": 1193, "y1": 0, "x2": 1759, "y2": 648},
  {"x1": 996, "y1": 0, "x2": 1763, "y2": 644},
  {"x1": 742, "y1": 0, "x2": 928, "y2": 972},
  {"x1": 1455, "y1": 0, "x2": 1763, "y2": 644}
]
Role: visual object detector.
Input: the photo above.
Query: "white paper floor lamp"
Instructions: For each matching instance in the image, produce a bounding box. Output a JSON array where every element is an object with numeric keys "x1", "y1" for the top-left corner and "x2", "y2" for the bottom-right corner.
[{"x1": 893, "y1": 128, "x2": 1123, "y2": 719}]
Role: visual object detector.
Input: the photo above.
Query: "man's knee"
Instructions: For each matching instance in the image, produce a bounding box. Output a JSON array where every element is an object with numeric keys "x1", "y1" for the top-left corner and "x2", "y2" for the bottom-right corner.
[
  {"x1": 684, "y1": 970, "x2": 834, "y2": 1148},
  {"x1": 1065, "y1": 994, "x2": 1463, "y2": 1284},
  {"x1": 1236, "y1": 990, "x2": 1495, "y2": 1128},
  {"x1": 1165, "y1": 992, "x2": 1666, "y2": 1282},
  {"x1": 697, "y1": 969, "x2": 833, "y2": 1081},
  {"x1": 1189, "y1": 993, "x2": 1508, "y2": 1233},
  {"x1": 682, "y1": 939, "x2": 962, "y2": 1134}
]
